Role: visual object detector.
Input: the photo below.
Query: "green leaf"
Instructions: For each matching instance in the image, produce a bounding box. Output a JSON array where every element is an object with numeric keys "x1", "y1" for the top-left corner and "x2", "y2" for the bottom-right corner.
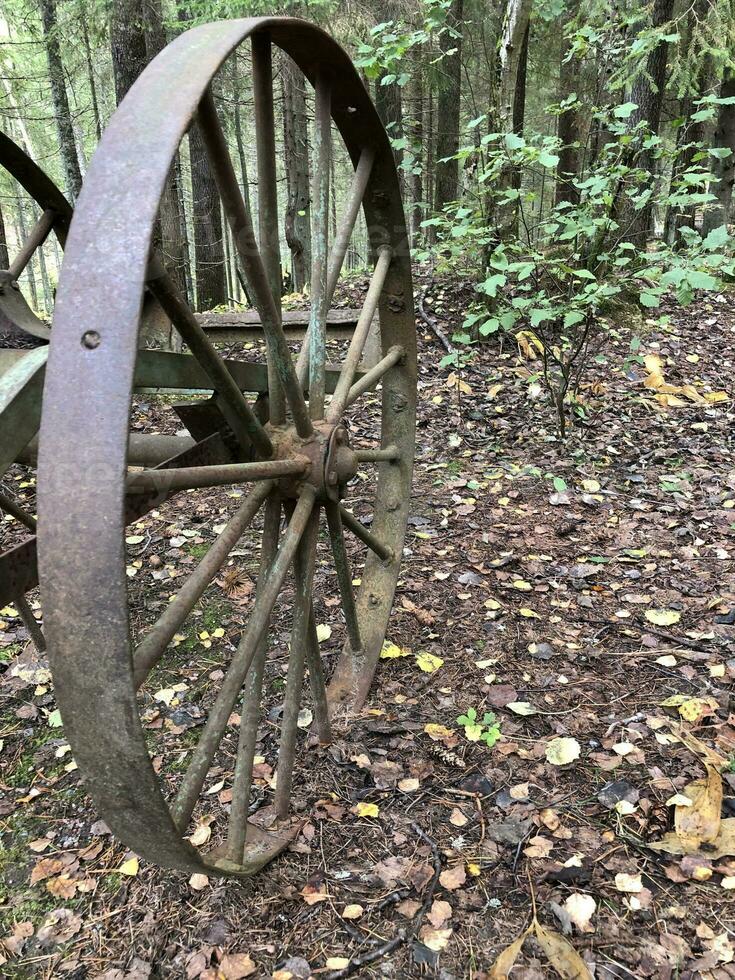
[
  {"x1": 614, "y1": 102, "x2": 638, "y2": 119},
  {"x1": 553, "y1": 476, "x2": 567, "y2": 492},
  {"x1": 639, "y1": 291, "x2": 660, "y2": 308},
  {"x1": 504, "y1": 132, "x2": 526, "y2": 151},
  {"x1": 687, "y1": 270, "x2": 717, "y2": 291},
  {"x1": 538, "y1": 151, "x2": 560, "y2": 168},
  {"x1": 702, "y1": 225, "x2": 729, "y2": 251}
]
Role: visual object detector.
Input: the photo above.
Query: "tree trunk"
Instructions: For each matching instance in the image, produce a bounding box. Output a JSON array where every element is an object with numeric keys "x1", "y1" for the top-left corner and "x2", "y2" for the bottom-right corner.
[
  {"x1": 375, "y1": 77, "x2": 404, "y2": 184},
  {"x1": 81, "y1": 16, "x2": 102, "y2": 141},
  {"x1": 622, "y1": 0, "x2": 675, "y2": 244},
  {"x1": 189, "y1": 120, "x2": 227, "y2": 310},
  {"x1": 110, "y1": 0, "x2": 147, "y2": 103},
  {"x1": 0, "y1": 202, "x2": 9, "y2": 269},
  {"x1": 498, "y1": 0, "x2": 533, "y2": 132},
  {"x1": 39, "y1": 0, "x2": 83, "y2": 201},
  {"x1": 142, "y1": 0, "x2": 188, "y2": 297},
  {"x1": 555, "y1": 22, "x2": 580, "y2": 206},
  {"x1": 703, "y1": 69, "x2": 735, "y2": 234},
  {"x1": 434, "y1": 0, "x2": 464, "y2": 210},
  {"x1": 282, "y1": 55, "x2": 311, "y2": 292},
  {"x1": 409, "y1": 53, "x2": 425, "y2": 245},
  {"x1": 16, "y1": 198, "x2": 39, "y2": 310}
]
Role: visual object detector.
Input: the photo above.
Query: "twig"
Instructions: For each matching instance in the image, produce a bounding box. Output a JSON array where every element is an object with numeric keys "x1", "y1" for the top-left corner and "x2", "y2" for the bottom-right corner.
[
  {"x1": 324, "y1": 821, "x2": 442, "y2": 979},
  {"x1": 417, "y1": 281, "x2": 454, "y2": 353}
]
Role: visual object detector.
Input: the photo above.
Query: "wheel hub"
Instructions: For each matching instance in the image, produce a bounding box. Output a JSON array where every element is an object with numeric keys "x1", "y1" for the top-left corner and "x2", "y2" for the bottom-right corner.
[{"x1": 270, "y1": 421, "x2": 358, "y2": 502}]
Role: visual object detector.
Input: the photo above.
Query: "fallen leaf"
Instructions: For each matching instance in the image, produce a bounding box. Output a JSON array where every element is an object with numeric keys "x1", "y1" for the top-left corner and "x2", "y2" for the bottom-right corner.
[
  {"x1": 645, "y1": 609, "x2": 681, "y2": 626},
  {"x1": 506, "y1": 701, "x2": 538, "y2": 716},
  {"x1": 189, "y1": 873, "x2": 209, "y2": 891},
  {"x1": 545, "y1": 737, "x2": 581, "y2": 766},
  {"x1": 439, "y1": 864, "x2": 466, "y2": 891},
  {"x1": 427, "y1": 899, "x2": 452, "y2": 929},
  {"x1": 415, "y1": 651, "x2": 443, "y2": 673},
  {"x1": 563, "y1": 894, "x2": 596, "y2": 933},
  {"x1": 116, "y1": 856, "x2": 139, "y2": 876},
  {"x1": 615, "y1": 872, "x2": 643, "y2": 893},
  {"x1": 343, "y1": 904, "x2": 364, "y2": 920},
  {"x1": 674, "y1": 765, "x2": 723, "y2": 850},
  {"x1": 353, "y1": 802, "x2": 380, "y2": 819},
  {"x1": 218, "y1": 952, "x2": 256, "y2": 979},
  {"x1": 418, "y1": 926, "x2": 453, "y2": 951},
  {"x1": 534, "y1": 921, "x2": 592, "y2": 979}
]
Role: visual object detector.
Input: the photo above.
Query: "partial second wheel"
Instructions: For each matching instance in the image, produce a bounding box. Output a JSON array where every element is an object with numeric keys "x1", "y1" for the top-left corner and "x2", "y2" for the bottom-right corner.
[{"x1": 38, "y1": 17, "x2": 416, "y2": 876}]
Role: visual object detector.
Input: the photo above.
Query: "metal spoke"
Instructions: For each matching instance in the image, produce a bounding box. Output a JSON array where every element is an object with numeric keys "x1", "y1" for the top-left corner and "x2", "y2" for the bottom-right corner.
[
  {"x1": 297, "y1": 147, "x2": 375, "y2": 385},
  {"x1": 14, "y1": 592, "x2": 45, "y2": 652},
  {"x1": 345, "y1": 345, "x2": 405, "y2": 408},
  {"x1": 196, "y1": 88, "x2": 312, "y2": 438},
  {"x1": 339, "y1": 505, "x2": 394, "y2": 563},
  {"x1": 324, "y1": 501, "x2": 362, "y2": 653},
  {"x1": 0, "y1": 490, "x2": 37, "y2": 532},
  {"x1": 147, "y1": 263, "x2": 273, "y2": 458},
  {"x1": 172, "y1": 486, "x2": 316, "y2": 830},
  {"x1": 133, "y1": 481, "x2": 272, "y2": 688},
  {"x1": 252, "y1": 32, "x2": 285, "y2": 425},
  {"x1": 226, "y1": 492, "x2": 281, "y2": 862},
  {"x1": 275, "y1": 504, "x2": 320, "y2": 818},
  {"x1": 326, "y1": 246, "x2": 392, "y2": 423},
  {"x1": 354, "y1": 445, "x2": 400, "y2": 463},
  {"x1": 306, "y1": 603, "x2": 331, "y2": 744},
  {"x1": 8, "y1": 209, "x2": 55, "y2": 280},
  {"x1": 308, "y1": 73, "x2": 332, "y2": 419},
  {"x1": 127, "y1": 457, "x2": 307, "y2": 494}
]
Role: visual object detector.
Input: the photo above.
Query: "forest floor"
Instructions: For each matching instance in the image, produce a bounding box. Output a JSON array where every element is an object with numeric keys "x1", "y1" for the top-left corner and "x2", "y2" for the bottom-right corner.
[{"x1": 2, "y1": 272, "x2": 735, "y2": 979}]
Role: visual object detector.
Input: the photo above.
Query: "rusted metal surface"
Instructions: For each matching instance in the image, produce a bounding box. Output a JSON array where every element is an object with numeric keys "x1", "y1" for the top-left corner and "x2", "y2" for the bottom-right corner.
[{"x1": 37, "y1": 16, "x2": 416, "y2": 878}]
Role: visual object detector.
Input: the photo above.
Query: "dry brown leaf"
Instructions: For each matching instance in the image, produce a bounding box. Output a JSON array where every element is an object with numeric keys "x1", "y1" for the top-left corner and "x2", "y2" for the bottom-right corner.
[
  {"x1": 488, "y1": 928, "x2": 530, "y2": 978},
  {"x1": 418, "y1": 926, "x2": 453, "y2": 951},
  {"x1": 649, "y1": 817, "x2": 735, "y2": 859},
  {"x1": 674, "y1": 764, "x2": 723, "y2": 850},
  {"x1": 45, "y1": 874, "x2": 78, "y2": 899},
  {"x1": 427, "y1": 899, "x2": 453, "y2": 929},
  {"x1": 218, "y1": 952, "x2": 256, "y2": 979},
  {"x1": 534, "y1": 922, "x2": 593, "y2": 979},
  {"x1": 439, "y1": 863, "x2": 466, "y2": 891}
]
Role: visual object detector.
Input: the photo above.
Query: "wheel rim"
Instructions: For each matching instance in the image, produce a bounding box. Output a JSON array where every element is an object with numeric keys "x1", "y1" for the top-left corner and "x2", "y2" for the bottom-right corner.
[{"x1": 38, "y1": 16, "x2": 416, "y2": 877}]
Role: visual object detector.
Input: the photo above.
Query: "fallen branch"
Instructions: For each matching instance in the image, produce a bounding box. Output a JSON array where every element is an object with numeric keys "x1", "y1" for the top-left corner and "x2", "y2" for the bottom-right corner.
[
  {"x1": 324, "y1": 821, "x2": 442, "y2": 979},
  {"x1": 417, "y1": 282, "x2": 454, "y2": 354}
]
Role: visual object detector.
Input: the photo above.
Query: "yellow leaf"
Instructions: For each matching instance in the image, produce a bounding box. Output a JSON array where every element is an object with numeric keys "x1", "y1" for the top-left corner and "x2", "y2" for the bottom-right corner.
[
  {"x1": 519, "y1": 608, "x2": 540, "y2": 619},
  {"x1": 674, "y1": 765, "x2": 722, "y2": 849},
  {"x1": 484, "y1": 597, "x2": 502, "y2": 610},
  {"x1": 678, "y1": 696, "x2": 719, "y2": 723},
  {"x1": 380, "y1": 641, "x2": 410, "y2": 659},
  {"x1": 325, "y1": 958, "x2": 351, "y2": 970},
  {"x1": 424, "y1": 723, "x2": 455, "y2": 742},
  {"x1": 488, "y1": 928, "x2": 530, "y2": 978},
  {"x1": 354, "y1": 802, "x2": 380, "y2": 818},
  {"x1": 545, "y1": 737, "x2": 581, "y2": 766},
  {"x1": 512, "y1": 579, "x2": 532, "y2": 591},
  {"x1": 705, "y1": 391, "x2": 728, "y2": 403},
  {"x1": 649, "y1": 817, "x2": 735, "y2": 859},
  {"x1": 581, "y1": 479, "x2": 600, "y2": 493},
  {"x1": 116, "y1": 856, "x2": 139, "y2": 876},
  {"x1": 534, "y1": 921, "x2": 593, "y2": 979},
  {"x1": 645, "y1": 609, "x2": 681, "y2": 626},
  {"x1": 316, "y1": 623, "x2": 332, "y2": 642},
  {"x1": 343, "y1": 904, "x2": 364, "y2": 920},
  {"x1": 415, "y1": 651, "x2": 443, "y2": 673}
]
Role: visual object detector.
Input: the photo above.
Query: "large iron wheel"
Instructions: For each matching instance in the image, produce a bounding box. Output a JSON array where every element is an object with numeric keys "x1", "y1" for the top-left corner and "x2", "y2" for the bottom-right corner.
[
  {"x1": 38, "y1": 17, "x2": 416, "y2": 877},
  {"x1": 0, "y1": 131, "x2": 72, "y2": 343}
]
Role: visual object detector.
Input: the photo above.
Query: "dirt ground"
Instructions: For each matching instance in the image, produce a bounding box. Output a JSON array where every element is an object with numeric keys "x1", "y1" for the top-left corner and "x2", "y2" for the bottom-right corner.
[{"x1": 2, "y1": 275, "x2": 735, "y2": 979}]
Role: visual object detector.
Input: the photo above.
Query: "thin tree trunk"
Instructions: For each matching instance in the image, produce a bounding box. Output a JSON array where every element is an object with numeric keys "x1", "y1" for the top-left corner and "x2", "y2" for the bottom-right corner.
[
  {"x1": 375, "y1": 77, "x2": 404, "y2": 184},
  {"x1": 498, "y1": 0, "x2": 533, "y2": 132},
  {"x1": 81, "y1": 16, "x2": 102, "y2": 141},
  {"x1": 555, "y1": 19, "x2": 580, "y2": 206},
  {"x1": 16, "y1": 199, "x2": 39, "y2": 310},
  {"x1": 434, "y1": 0, "x2": 464, "y2": 210},
  {"x1": 189, "y1": 120, "x2": 227, "y2": 310},
  {"x1": 703, "y1": 69, "x2": 735, "y2": 234},
  {"x1": 282, "y1": 55, "x2": 311, "y2": 291},
  {"x1": 410, "y1": 54, "x2": 425, "y2": 245},
  {"x1": 39, "y1": 0, "x2": 83, "y2": 200},
  {"x1": 37, "y1": 241, "x2": 53, "y2": 315},
  {"x1": 622, "y1": 0, "x2": 675, "y2": 244},
  {"x1": 0, "y1": 202, "x2": 9, "y2": 269}
]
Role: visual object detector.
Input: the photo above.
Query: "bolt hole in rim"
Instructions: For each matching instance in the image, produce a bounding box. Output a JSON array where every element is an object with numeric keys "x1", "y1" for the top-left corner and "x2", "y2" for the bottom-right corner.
[{"x1": 38, "y1": 17, "x2": 416, "y2": 876}]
